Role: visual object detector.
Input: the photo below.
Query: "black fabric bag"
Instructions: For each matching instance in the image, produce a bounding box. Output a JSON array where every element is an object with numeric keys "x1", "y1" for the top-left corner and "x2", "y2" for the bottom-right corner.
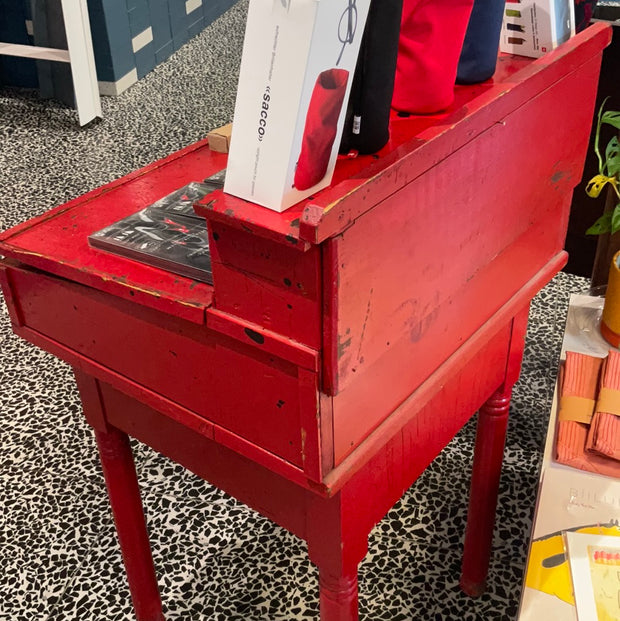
[{"x1": 339, "y1": 0, "x2": 403, "y2": 155}]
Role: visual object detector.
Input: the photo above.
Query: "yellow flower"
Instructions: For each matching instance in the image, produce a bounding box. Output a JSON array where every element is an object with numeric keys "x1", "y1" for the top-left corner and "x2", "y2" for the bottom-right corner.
[{"x1": 586, "y1": 174, "x2": 619, "y2": 199}]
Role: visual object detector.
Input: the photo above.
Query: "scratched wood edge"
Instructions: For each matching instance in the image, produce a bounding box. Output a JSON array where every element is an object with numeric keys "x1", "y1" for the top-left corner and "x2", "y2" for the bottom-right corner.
[
  {"x1": 319, "y1": 251, "x2": 568, "y2": 496},
  {"x1": 297, "y1": 367, "x2": 324, "y2": 483},
  {"x1": 206, "y1": 307, "x2": 320, "y2": 372},
  {"x1": 195, "y1": 191, "x2": 311, "y2": 252},
  {"x1": 13, "y1": 323, "x2": 317, "y2": 491},
  {"x1": 0, "y1": 254, "x2": 212, "y2": 325},
  {"x1": 0, "y1": 266, "x2": 24, "y2": 326},
  {"x1": 298, "y1": 22, "x2": 612, "y2": 245},
  {"x1": 320, "y1": 238, "x2": 340, "y2": 396}
]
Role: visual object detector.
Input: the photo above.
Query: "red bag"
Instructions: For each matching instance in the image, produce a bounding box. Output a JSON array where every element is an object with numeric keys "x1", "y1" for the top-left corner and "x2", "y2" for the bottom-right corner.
[
  {"x1": 294, "y1": 68, "x2": 350, "y2": 191},
  {"x1": 392, "y1": 0, "x2": 474, "y2": 114}
]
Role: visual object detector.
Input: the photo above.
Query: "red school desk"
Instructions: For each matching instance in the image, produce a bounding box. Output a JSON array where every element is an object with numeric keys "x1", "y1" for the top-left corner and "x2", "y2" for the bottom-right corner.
[{"x1": 0, "y1": 24, "x2": 611, "y2": 621}]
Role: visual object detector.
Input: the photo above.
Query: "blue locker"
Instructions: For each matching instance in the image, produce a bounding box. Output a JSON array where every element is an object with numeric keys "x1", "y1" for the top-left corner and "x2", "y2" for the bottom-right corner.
[{"x1": 0, "y1": 0, "x2": 38, "y2": 87}]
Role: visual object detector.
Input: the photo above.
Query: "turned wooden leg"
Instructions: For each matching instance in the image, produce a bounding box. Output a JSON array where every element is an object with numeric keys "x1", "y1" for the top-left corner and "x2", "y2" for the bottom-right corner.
[
  {"x1": 95, "y1": 426, "x2": 165, "y2": 621},
  {"x1": 319, "y1": 570, "x2": 359, "y2": 621},
  {"x1": 460, "y1": 388, "x2": 511, "y2": 597},
  {"x1": 307, "y1": 487, "x2": 369, "y2": 621}
]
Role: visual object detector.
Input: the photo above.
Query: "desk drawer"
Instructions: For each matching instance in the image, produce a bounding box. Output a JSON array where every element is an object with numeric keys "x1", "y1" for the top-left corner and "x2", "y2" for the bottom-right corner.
[{"x1": 1, "y1": 265, "x2": 320, "y2": 473}]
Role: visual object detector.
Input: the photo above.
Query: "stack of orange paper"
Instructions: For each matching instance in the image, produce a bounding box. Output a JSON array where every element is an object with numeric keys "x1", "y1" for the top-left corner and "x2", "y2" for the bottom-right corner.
[{"x1": 555, "y1": 351, "x2": 620, "y2": 477}]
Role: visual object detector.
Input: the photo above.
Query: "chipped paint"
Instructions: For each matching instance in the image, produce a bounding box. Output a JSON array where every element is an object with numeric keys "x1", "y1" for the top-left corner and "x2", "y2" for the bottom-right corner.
[
  {"x1": 323, "y1": 183, "x2": 365, "y2": 215},
  {"x1": 337, "y1": 328, "x2": 352, "y2": 359},
  {"x1": 301, "y1": 427, "x2": 307, "y2": 464},
  {"x1": 551, "y1": 170, "x2": 566, "y2": 184},
  {"x1": 356, "y1": 288, "x2": 373, "y2": 360}
]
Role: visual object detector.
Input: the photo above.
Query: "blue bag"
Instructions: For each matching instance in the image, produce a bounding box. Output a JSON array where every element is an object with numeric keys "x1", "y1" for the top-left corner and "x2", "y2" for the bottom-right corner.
[{"x1": 456, "y1": 0, "x2": 504, "y2": 84}]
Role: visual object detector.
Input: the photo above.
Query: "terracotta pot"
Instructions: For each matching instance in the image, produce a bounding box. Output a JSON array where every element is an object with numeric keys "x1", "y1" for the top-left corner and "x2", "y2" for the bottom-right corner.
[{"x1": 601, "y1": 250, "x2": 620, "y2": 346}]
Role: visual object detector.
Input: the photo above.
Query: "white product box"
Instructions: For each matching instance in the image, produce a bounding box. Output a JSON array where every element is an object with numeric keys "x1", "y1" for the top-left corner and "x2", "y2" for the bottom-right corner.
[
  {"x1": 500, "y1": 0, "x2": 575, "y2": 58},
  {"x1": 224, "y1": 0, "x2": 371, "y2": 212}
]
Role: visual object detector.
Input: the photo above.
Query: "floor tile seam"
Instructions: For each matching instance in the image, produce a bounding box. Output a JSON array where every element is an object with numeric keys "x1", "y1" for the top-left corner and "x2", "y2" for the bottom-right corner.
[
  {"x1": 369, "y1": 530, "x2": 464, "y2": 553},
  {"x1": 370, "y1": 529, "x2": 530, "y2": 567},
  {"x1": 41, "y1": 576, "x2": 80, "y2": 621},
  {"x1": 0, "y1": 469, "x2": 107, "y2": 494},
  {"x1": 40, "y1": 511, "x2": 120, "y2": 621}
]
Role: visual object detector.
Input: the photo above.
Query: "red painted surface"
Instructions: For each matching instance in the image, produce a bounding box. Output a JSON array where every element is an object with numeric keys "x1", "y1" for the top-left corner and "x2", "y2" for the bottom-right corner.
[
  {"x1": 327, "y1": 48, "x2": 600, "y2": 461},
  {"x1": 460, "y1": 389, "x2": 513, "y2": 597},
  {"x1": 207, "y1": 222, "x2": 323, "y2": 348},
  {"x1": 0, "y1": 23, "x2": 610, "y2": 620},
  {"x1": 94, "y1": 425, "x2": 165, "y2": 621}
]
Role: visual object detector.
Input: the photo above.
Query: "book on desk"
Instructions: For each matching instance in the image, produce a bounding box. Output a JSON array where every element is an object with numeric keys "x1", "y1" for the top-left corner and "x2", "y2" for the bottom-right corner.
[{"x1": 88, "y1": 176, "x2": 224, "y2": 284}]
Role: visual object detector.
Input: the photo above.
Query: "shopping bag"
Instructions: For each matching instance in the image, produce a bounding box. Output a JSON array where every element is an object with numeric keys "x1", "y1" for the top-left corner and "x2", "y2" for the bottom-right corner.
[
  {"x1": 339, "y1": 0, "x2": 403, "y2": 154},
  {"x1": 392, "y1": 0, "x2": 474, "y2": 114}
]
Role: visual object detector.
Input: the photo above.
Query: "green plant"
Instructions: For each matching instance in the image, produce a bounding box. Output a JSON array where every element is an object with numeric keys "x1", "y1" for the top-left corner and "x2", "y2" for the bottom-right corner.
[{"x1": 585, "y1": 99, "x2": 620, "y2": 235}]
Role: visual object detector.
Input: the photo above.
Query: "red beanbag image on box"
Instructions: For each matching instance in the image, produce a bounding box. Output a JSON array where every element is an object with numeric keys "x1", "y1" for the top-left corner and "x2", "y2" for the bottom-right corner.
[{"x1": 294, "y1": 68, "x2": 350, "y2": 191}]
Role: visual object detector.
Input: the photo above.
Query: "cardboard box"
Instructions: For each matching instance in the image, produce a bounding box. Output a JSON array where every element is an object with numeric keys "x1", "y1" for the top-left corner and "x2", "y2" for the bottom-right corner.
[
  {"x1": 224, "y1": 0, "x2": 371, "y2": 212},
  {"x1": 500, "y1": 0, "x2": 575, "y2": 58},
  {"x1": 207, "y1": 123, "x2": 233, "y2": 153}
]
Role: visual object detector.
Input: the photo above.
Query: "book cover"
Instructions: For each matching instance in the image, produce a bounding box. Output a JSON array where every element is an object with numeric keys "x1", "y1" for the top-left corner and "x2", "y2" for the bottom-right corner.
[
  {"x1": 564, "y1": 531, "x2": 620, "y2": 620},
  {"x1": 521, "y1": 464, "x2": 620, "y2": 617},
  {"x1": 88, "y1": 180, "x2": 221, "y2": 283},
  {"x1": 147, "y1": 182, "x2": 212, "y2": 220},
  {"x1": 148, "y1": 175, "x2": 225, "y2": 220}
]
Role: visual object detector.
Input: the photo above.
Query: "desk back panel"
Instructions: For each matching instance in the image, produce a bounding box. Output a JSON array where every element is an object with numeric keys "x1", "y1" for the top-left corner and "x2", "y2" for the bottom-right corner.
[{"x1": 326, "y1": 54, "x2": 602, "y2": 464}]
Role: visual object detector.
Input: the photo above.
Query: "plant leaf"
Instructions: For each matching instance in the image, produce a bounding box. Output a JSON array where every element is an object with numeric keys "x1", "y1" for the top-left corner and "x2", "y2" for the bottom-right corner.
[
  {"x1": 612, "y1": 203, "x2": 620, "y2": 235},
  {"x1": 586, "y1": 210, "x2": 612, "y2": 235},
  {"x1": 586, "y1": 174, "x2": 615, "y2": 198},
  {"x1": 602, "y1": 110, "x2": 620, "y2": 131},
  {"x1": 605, "y1": 136, "x2": 620, "y2": 177},
  {"x1": 594, "y1": 100, "x2": 608, "y2": 172}
]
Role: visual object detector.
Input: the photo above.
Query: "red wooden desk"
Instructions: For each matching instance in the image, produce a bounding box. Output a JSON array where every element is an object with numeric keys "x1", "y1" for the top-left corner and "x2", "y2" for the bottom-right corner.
[{"x1": 0, "y1": 24, "x2": 610, "y2": 621}]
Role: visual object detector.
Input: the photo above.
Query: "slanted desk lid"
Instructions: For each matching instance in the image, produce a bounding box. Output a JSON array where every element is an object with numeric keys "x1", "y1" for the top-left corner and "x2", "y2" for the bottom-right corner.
[{"x1": 0, "y1": 139, "x2": 224, "y2": 325}]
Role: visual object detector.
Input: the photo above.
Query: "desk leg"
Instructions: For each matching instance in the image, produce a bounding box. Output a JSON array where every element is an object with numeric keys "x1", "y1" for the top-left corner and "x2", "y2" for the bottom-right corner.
[
  {"x1": 459, "y1": 389, "x2": 511, "y2": 597},
  {"x1": 95, "y1": 426, "x2": 165, "y2": 621},
  {"x1": 318, "y1": 570, "x2": 359, "y2": 621},
  {"x1": 307, "y1": 492, "x2": 368, "y2": 621}
]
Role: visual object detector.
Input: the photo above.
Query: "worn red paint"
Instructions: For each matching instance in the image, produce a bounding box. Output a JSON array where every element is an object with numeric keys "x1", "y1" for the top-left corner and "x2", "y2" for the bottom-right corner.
[{"x1": 0, "y1": 23, "x2": 611, "y2": 621}]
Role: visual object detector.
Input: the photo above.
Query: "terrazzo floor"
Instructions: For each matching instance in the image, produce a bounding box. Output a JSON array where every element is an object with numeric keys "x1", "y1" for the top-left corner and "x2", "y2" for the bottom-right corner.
[{"x1": 0, "y1": 2, "x2": 591, "y2": 619}]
